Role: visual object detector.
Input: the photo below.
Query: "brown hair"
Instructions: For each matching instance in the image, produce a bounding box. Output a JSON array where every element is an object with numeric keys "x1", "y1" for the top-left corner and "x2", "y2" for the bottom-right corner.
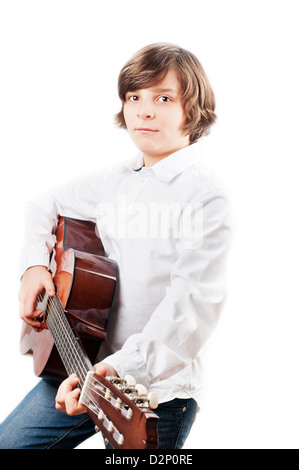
[{"x1": 115, "y1": 43, "x2": 216, "y2": 143}]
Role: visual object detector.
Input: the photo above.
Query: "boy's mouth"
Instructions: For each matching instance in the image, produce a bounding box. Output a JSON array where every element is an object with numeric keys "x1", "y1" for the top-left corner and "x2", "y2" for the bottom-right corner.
[{"x1": 135, "y1": 128, "x2": 159, "y2": 134}]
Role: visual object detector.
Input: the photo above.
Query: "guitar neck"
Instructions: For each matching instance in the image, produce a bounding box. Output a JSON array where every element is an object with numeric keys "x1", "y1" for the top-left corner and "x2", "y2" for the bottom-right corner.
[
  {"x1": 44, "y1": 292, "x2": 159, "y2": 449},
  {"x1": 45, "y1": 293, "x2": 93, "y2": 386}
]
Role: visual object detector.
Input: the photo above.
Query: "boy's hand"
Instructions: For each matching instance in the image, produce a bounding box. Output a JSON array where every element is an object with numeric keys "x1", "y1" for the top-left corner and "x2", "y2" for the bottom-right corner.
[
  {"x1": 55, "y1": 363, "x2": 118, "y2": 415},
  {"x1": 19, "y1": 265, "x2": 55, "y2": 329}
]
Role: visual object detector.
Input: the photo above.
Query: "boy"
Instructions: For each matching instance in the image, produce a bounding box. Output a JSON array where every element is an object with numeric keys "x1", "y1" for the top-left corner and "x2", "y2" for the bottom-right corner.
[{"x1": 0, "y1": 43, "x2": 231, "y2": 449}]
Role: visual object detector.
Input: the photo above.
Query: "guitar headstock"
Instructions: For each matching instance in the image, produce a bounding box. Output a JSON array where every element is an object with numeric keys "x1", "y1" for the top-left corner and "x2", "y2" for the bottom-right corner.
[{"x1": 79, "y1": 371, "x2": 159, "y2": 449}]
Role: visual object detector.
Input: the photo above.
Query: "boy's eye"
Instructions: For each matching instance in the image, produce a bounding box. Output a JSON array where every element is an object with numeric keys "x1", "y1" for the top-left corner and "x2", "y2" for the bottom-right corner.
[
  {"x1": 128, "y1": 95, "x2": 139, "y2": 101},
  {"x1": 158, "y1": 96, "x2": 171, "y2": 103}
]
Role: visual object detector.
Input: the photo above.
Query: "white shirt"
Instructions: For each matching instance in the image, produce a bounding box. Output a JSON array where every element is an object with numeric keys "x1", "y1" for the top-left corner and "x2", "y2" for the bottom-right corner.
[{"x1": 20, "y1": 142, "x2": 232, "y2": 405}]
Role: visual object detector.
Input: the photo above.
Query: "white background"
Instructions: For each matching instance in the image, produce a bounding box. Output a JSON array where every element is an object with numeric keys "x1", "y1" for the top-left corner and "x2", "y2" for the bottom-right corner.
[{"x1": 0, "y1": 0, "x2": 299, "y2": 449}]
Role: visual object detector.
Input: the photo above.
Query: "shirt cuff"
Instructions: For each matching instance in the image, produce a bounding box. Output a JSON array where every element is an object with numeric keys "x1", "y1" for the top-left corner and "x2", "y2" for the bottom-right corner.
[
  {"x1": 19, "y1": 245, "x2": 50, "y2": 279},
  {"x1": 103, "y1": 346, "x2": 150, "y2": 390}
]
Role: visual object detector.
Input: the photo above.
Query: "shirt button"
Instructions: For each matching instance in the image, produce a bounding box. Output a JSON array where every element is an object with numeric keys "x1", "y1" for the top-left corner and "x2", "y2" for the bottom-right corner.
[{"x1": 138, "y1": 176, "x2": 145, "y2": 184}]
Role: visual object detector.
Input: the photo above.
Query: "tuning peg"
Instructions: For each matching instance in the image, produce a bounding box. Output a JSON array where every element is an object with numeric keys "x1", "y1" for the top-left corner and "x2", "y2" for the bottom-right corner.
[
  {"x1": 135, "y1": 383, "x2": 148, "y2": 396},
  {"x1": 148, "y1": 392, "x2": 159, "y2": 409},
  {"x1": 124, "y1": 375, "x2": 136, "y2": 387},
  {"x1": 108, "y1": 421, "x2": 114, "y2": 433},
  {"x1": 116, "y1": 397, "x2": 123, "y2": 410}
]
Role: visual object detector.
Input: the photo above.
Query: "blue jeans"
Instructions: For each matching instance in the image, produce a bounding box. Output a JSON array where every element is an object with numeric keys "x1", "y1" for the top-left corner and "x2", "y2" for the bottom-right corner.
[{"x1": 0, "y1": 379, "x2": 198, "y2": 449}]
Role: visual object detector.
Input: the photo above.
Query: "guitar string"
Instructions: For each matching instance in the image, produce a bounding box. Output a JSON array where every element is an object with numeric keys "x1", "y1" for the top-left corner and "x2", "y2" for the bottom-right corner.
[
  {"x1": 78, "y1": 380, "x2": 128, "y2": 443},
  {"x1": 45, "y1": 295, "x2": 124, "y2": 421},
  {"x1": 46, "y1": 311, "x2": 87, "y2": 384},
  {"x1": 46, "y1": 295, "x2": 91, "y2": 385},
  {"x1": 38, "y1": 293, "x2": 93, "y2": 382},
  {"x1": 41, "y1": 294, "x2": 139, "y2": 412},
  {"x1": 37, "y1": 290, "x2": 96, "y2": 387},
  {"x1": 42, "y1": 293, "x2": 138, "y2": 443},
  {"x1": 49, "y1": 294, "x2": 89, "y2": 379},
  {"x1": 51, "y1": 299, "x2": 90, "y2": 383},
  {"x1": 46, "y1": 299, "x2": 126, "y2": 442},
  {"x1": 39, "y1": 293, "x2": 107, "y2": 394},
  {"x1": 79, "y1": 377, "x2": 134, "y2": 420},
  {"x1": 79, "y1": 395, "x2": 124, "y2": 444},
  {"x1": 45, "y1": 297, "x2": 116, "y2": 434},
  {"x1": 47, "y1": 295, "x2": 140, "y2": 413}
]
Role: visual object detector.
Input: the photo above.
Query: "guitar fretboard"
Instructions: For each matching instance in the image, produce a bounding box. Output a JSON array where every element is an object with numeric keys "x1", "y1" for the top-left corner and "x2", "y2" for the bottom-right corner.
[{"x1": 45, "y1": 294, "x2": 93, "y2": 386}]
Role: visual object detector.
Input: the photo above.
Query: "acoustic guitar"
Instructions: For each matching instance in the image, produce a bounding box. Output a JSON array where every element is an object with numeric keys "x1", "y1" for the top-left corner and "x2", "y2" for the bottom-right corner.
[{"x1": 20, "y1": 216, "x2": 159, "y2": 449}]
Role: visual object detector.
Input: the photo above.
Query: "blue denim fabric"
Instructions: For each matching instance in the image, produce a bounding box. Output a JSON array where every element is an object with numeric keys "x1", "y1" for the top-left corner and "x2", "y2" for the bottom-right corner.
[
  {"x1": 0, "y1": 379, "x2": 95, "y2": 449},
  {"x1": 0, "y1": 379, "x2": 198, "y2": 449},
  {"x1": 155, "y1": 398, "x2": 198, "y2": 449}
]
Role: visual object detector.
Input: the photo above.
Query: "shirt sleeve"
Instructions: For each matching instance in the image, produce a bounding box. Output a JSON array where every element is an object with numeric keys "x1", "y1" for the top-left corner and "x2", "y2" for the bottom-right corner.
[
  {"x1": 19, "y1": 172, "x2": 101, "y2": 278},
  {"x1": 103, "y1": 189, "x2": 232, "y2": 389}
]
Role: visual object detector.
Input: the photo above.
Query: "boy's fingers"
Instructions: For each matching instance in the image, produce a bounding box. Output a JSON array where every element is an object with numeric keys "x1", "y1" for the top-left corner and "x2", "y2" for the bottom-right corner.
[
  {"x1": 19, "y1": 274, "x2": 55, "y2": 327},
  {"x1": 19, "y1": 290, "x2": 37, "y2": 316},
  {"x1": 55, "y1": 375, "x2": 87, "y2": 415},
  {"x1": 94, "y1": 362, "x2": 118, "y2": 378},
  {"x1": 44, "y1": 277, "x2": 55, "y2": 297},
  {"x1": 65, "y1": 388, "x2": 87, "y2": 415},
  {"x1": 19, "y1": 301, "x2": 43, "y2": 326},
  {"x1": 56, "y1": 374, "x2": 79, "y2": 404}
]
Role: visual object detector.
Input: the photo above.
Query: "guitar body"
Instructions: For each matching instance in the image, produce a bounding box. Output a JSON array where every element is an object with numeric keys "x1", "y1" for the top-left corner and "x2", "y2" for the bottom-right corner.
[{"x1": 20, "y1": 216, "x2": 118, "y2": 379}]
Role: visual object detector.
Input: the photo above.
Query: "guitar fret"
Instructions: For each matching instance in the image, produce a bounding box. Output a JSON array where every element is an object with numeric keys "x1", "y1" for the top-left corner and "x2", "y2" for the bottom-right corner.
[{"x1": 46, "y1": 295, "x2": 92, "y2": 385}]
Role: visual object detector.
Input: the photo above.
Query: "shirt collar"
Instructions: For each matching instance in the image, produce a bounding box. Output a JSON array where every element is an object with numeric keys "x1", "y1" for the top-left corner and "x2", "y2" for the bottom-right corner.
[{"x1": 125, "y1": 142, "x2": 201, "y2": 183}]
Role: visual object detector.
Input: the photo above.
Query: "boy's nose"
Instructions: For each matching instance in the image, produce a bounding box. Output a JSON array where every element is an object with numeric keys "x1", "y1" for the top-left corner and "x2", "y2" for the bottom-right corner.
[
  {"x1": 138, "y1": 111, "x2": 155, "y2": 120},
  {"x1": 137, "y1": 103, "x2": 155, "y2": 120}
]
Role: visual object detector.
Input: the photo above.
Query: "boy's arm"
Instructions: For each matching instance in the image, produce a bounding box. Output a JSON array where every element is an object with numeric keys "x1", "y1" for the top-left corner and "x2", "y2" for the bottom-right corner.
[
  {"x1": 103, "y1": 189, "x2": 232, "y2": 389},
  {"x1": 19, "y1": 172, "x2": 101, "y2": 326},
  {"x1": 19, "y1": 173, "x2": 100, "y2": 278},
  {"x1": 19, "y1": 265, "x2": 55, "y2": 328}
]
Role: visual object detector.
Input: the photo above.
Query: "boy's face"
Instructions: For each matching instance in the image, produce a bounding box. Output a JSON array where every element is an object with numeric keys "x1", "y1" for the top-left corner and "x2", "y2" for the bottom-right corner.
[{"x1": 123, "y1": 69, "x2": 190, "y2": 166}]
